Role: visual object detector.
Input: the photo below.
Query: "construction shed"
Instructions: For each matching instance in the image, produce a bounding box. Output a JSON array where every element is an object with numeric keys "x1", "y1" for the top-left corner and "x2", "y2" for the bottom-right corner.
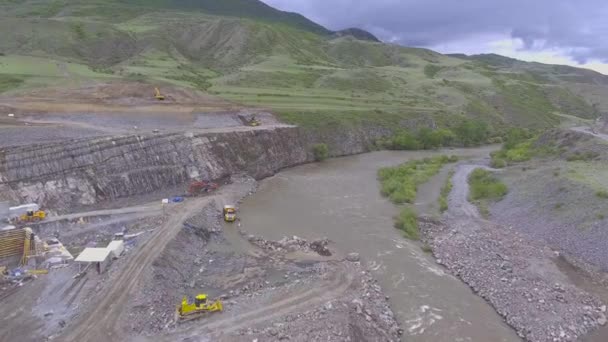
[
  {"x1": 107, "y1": 240, "x2": 124, "y2": 259},
  {"x1": 75, "y1": 248, "x2": 112, "y2": 274}
]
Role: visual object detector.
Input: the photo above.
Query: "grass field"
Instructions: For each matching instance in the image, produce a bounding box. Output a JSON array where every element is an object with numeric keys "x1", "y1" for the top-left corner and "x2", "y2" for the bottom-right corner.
[{"x1": 0, "y1": 0, "x2": 605, "y2": 132}]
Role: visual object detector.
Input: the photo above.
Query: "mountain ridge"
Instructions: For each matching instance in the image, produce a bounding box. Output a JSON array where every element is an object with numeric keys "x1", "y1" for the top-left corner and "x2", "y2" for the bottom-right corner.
[{"x1": 0, "y1": 0, "x2": 607, "y2": 132}]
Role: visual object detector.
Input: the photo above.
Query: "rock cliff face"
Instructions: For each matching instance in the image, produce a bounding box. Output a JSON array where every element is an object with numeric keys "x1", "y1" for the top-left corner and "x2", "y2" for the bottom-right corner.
[{"x1": 0, "y1": 125, "x2": 386, "y2": 210}]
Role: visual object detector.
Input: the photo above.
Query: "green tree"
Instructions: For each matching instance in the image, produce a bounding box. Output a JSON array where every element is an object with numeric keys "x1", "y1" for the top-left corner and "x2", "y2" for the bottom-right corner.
[
  {"x1": 391, "y1": 132, "x2": 420, "y2": 150},
  {"x1": 454, "y1": 119, "x2": 489, "y2": 146},
  {"x1": 312, "y1": 143, "x2": 329, "y2": 161},
  {"x1": 417, "y1": 128, "x2": 442, "y2": 149}
]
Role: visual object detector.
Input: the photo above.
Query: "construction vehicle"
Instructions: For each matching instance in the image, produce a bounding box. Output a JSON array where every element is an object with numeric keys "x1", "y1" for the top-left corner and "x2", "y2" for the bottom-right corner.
[
  {"x1": 19, "y1": 209, "x2": 46, "y2": 222},
  {"x1": 188, "y1": 180, "x2": 219, "y2": 196},
  {"x1": 247, "y1": 115, "x2": 261, "y2": 127},
  {"x1": 177, "y1": 294, "x2": 223, "y2": 322},
  {"x1": 20, "y1": 209, "x2": 46, "y2": 222},
  {"x1": 223, "y1": 205, "x2": 236, "y2": 222},
  {"x1": 154, "y1": 87, "x2": 165, "y2": 101}
]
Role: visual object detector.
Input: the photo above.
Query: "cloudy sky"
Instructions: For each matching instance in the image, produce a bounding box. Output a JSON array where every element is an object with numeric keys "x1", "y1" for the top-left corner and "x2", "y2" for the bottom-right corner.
[{"x1": 262, "y1": 0, "x2": 608, "y2": 74}]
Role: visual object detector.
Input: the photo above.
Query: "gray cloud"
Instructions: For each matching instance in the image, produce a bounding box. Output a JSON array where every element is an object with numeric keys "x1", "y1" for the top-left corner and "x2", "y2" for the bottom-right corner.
[{"x1": 262, "y1": 0, "x2": 608, "y2": 63}]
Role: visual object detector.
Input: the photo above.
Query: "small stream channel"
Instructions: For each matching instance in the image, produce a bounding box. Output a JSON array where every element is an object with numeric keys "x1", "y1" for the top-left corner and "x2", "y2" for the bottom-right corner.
[{"x1": 234, "y1": 147, "x2": 521, "y2": 341}]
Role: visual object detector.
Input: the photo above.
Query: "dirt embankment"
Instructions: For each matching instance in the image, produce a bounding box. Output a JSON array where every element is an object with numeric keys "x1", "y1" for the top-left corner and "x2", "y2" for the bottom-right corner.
[
  {"x1": 490, "y1": 129, "x2": 608, "y2": 272},
  {"x1": 420, "y1": 164, "x2": 607, "y2": 342}
]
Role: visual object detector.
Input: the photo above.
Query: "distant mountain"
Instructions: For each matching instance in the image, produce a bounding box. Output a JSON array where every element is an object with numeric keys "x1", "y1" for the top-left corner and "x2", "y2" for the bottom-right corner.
[
  {"x1": 1, "y1": 0, "x2": 607, "y2": 131},
  {"x1": 449, "y1": 53, "x2": 608, "y2": 84},
  {"x1": 333, "y1": 28, "x2": 380, "y2": 42}
]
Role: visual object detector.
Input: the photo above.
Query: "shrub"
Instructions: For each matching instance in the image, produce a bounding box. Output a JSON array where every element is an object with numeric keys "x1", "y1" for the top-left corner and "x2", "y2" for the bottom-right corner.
[
  {"x1": 421, "y1": 244, "x2": 433, "y2": 253},
  {"x1": 424, "y1": 64, "x2": 443, "y2": 78},
  {"x1": 312, "y1": 143, "x2": 329, "y2": 161},
  {"x1": 394, "y1": 207, "x2": 419, "y2": 240},
  {"x1": 390, "y1": 131, "x2": 420, "y2": 150},
  {"x1": 566, "y1": 151, "x2": 599, "y2": 161},
  {"x1": 596, "y1": 190, "x2": 608, "y2": 199},
  {"x1": 468, "y1": 169, "x2": 508, "y2": 201},
  {"x1": 454, "y1": 119, "x2": 490, "y2": 146},
  {"x1": 503, "y1": 128, "x2": 533, "y2": 150},
  {"x1": 439, "y1": 171, "x2": 454, "y2": 213},
  {"x1": 378, "y1": 156, "x2": 456, "y2": 204},
  {"x1": 490, "y1": 158, "x2": 507, "y2": 168}
]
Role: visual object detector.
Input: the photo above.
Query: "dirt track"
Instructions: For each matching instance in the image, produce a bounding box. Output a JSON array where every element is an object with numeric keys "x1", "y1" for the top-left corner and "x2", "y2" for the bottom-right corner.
[
  {"x1": 571, "y1": 126, "x2": 608, "y2": 141},
  {"x1": 61, "y1": 196, "x2": 213, "y2": 342},
  {"x1": 168, "y1": 262, "x2": 357, "y2": 341}
]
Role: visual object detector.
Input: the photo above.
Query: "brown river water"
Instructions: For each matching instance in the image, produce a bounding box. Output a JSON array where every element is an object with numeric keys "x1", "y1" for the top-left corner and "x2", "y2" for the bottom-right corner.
[{"x1": 231, "y1": 147, "x2": 522, "y2": 342}]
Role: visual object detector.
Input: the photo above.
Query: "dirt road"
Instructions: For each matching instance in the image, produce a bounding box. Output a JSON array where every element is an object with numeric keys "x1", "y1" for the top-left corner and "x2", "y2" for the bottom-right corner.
[
  {"x1": 38, "y1": 203, "x2": 163, "y2": 224},
  {"x1": 61, "y1": 196, "x2": 212, "y2": 342},
  {"x1": 571, "y1": 126, "x2": 608, "y2": 141},
  {"x1": 167, "y1": 262, "x2": 357, "y2": 341}
]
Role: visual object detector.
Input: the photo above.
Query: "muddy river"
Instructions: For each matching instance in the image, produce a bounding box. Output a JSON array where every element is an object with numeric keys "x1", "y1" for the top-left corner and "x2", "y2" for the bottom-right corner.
[{"x1": 234, "y1": 147, "x2": 521, "y2": 341}]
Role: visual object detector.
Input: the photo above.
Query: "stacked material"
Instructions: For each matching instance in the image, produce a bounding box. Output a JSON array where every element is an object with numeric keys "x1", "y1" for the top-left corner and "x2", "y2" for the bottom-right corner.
[{"x1": 0, "y1": 228, "x2": 26, "y2": 259}]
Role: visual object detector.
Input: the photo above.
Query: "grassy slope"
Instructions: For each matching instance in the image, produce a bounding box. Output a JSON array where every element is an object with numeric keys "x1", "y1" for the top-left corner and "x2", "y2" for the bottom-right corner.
[{"x1": 0, "y1": 1, "x2": 605, "y2": 133}]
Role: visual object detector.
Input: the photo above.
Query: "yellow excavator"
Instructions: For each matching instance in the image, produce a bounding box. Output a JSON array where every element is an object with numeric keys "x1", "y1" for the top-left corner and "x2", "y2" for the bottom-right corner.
[
  {"x1": 154, "y1": 87, "x2": 165, "y2": 101},
  {"x1": 177, "y1": 294, "x2": 223, "y2": 322}
]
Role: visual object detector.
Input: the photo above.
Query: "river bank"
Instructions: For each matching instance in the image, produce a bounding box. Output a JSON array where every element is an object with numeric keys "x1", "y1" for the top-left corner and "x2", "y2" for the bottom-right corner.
[
  {"x1": 236, "y1": 148, "x2": 521, "y2": 342},
  {"x1": 419, "y1": 164, "x2": 607, "y2": 342}
]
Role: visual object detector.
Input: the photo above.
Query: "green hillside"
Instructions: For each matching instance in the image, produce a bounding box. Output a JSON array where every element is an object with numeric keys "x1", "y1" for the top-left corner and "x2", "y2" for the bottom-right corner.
[{"x1": 0, "y1": 0, "x2": 606, "y2": 133}]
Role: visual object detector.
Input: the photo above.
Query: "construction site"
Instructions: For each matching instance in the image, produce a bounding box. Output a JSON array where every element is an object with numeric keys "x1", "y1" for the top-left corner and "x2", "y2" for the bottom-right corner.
[{"x1": 0, "y1": 82, "x2": 401, "y2": 342}]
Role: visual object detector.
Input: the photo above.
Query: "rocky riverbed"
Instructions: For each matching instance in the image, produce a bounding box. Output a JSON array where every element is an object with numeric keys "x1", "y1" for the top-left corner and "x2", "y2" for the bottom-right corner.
[{"x1": 419, "y1": 164, "x2": 607, "y2": 342}]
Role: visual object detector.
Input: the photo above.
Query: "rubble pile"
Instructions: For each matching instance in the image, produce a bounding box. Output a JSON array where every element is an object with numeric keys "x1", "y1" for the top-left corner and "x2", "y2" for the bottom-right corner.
[{"x1": 246, "y1": 234, "x2": 332, "y2": 256}]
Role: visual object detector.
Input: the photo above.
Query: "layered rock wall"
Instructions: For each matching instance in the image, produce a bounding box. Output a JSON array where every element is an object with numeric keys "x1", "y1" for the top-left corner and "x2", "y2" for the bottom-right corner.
[{"x1": 0, "y1": 125, "x2": 386, "y2": 210}]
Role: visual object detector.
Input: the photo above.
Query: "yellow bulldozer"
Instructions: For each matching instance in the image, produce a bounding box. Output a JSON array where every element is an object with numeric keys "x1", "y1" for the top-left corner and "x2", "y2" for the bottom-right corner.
[{"x1": 176, "y1": 294, "x2": 223, "y2": 322}]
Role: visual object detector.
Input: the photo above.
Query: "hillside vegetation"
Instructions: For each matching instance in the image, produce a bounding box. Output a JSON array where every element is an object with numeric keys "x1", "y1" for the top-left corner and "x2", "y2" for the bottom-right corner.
[{"x1": 0, "y1": 0, "x2": 607, "y2": 134}]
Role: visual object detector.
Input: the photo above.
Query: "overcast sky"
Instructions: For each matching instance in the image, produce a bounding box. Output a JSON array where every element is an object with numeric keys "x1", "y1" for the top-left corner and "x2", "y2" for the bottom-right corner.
[{"x1": 262, "y1": 0, "x2": 608, "y2": 74}]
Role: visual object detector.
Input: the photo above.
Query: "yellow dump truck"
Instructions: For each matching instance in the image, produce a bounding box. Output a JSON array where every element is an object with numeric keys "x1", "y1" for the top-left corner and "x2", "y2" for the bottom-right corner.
[
  {"x1": 177, "y1": 294, "x2": 223, "y2": 322},
  {"x1": 223, "y1": 205, "x2": 236, "y2": 222}
]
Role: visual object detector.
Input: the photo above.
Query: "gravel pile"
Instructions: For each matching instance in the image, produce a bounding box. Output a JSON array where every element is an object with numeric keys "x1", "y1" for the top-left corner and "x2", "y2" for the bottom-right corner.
[
  {"x1": 245, "y1": 234, "x2": 332, "y2": 256},
  {"x1": 420, "y1": 217, "x2": 606, "y2": 342}
]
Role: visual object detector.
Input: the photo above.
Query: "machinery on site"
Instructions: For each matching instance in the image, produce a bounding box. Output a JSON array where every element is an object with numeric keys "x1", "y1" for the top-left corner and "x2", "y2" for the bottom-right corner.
[
  {"x1": 247, "y1": 115, "x2": 261, "y2": 127},
  {"x1": 176, "y1": 293, "x2": 223, "y2": 322},
  {"x1": 154, "y1": 87, "x2": 165, "y2": 101},
  {"x1": 20, "y1": 209, "x2": 46, "y2": 222},
  {"x1": 6, "y1": 203, "x2": 46, "y2": 223},
  {"x1": 188, "y1": 180, "x2": 219, "y2": 196},
  {"x1": 223, "y1": 205, "x2": 236, "y2": 222}
]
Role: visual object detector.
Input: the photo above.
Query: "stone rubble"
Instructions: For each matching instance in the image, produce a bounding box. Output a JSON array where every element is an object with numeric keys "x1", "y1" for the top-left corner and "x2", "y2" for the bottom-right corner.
[
  {"x1": 419, "y1": 217, "x2": 606, "y2": 342},
  {"x1": 245, "y1": 234, "x2": 333, "y2": 257}
]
